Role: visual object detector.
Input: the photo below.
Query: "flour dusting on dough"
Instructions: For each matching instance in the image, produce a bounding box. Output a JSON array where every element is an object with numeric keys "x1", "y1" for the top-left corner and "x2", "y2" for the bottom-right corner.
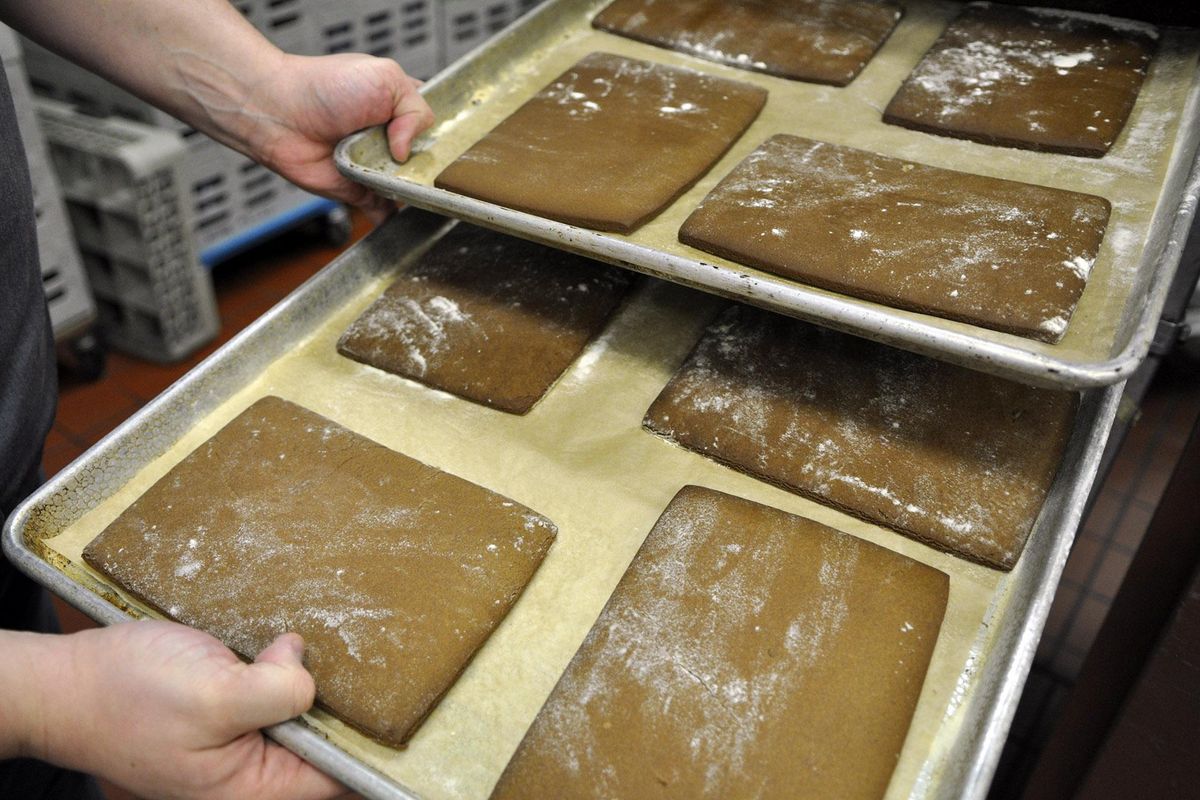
[
  {"x1": 337, "y1": 223, "x2": 633, "y2": 412},
  {"x1": 84, "y1": 398, "x2": 557, "y2": 746},
  {"x1": 888, "y1": 3, "x2": 1156, "y2": 153},
  {"x1": 495, "y1": 487, "x2": 946, "y2": 797},
  {"x1": 595, "y1": 0, "x2": 902, "y2": 83},
  {"x1": 529, "y1": 492, "x2": 854, "y2": 793},
  {"x1": 644, "y1": 306, "x2": 1077, "y2": 568},
  {"x1": 684, "y1": 135, "x2": 1107, "y2": 341}
]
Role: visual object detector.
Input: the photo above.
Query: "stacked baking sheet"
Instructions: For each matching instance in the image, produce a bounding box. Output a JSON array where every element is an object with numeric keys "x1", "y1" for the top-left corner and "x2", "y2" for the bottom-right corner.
[
  {"x1": 336, "y1": 0, "x2": 1200, "y2": 389},
  {"x1": 5, "y1": 209, "x2": 1121, "y2": 800}
]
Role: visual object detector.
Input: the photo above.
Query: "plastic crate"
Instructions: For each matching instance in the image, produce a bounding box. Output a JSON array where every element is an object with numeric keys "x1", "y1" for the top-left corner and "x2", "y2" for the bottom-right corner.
[
  {"x1": 19, "y1": 0, "x2": 313, "y2": 132},
  {"x1": 231, "y1": 0, "x2": 314, "y2": 53},
  {"x1": 307, "y1": 0, "x2": 440, "y2": 80},
  {"x1": 178, "y1": 134, "x2": 327, "y2": 261},
  {"x1": 35, "y1": 193, "x2": 97, "y2": 342},
  {"x1": 438, "y1": 0, "x2": 542, "y2": 66},
  {"x1": 2, "y1": 31, "x2": 97, "y2": 341},
  {"x1": 20, "y1": 37, "x2": 189, "y2": 132},
  {"x1": 35, "y1": 98, "x2": 219, "y2": 363},
  {"x1": 0, "y1": 23, "x2": 18, "y2": 62}
]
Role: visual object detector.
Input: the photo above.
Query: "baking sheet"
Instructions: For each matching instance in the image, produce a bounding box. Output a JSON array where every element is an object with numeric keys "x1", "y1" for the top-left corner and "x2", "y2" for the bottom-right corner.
[
  {"x1": 336, "y1": 0, "x2": 1200, "y2": 390},
  {"x1": 4, "y1": 210, "x2": 1121, "y2": 800}
]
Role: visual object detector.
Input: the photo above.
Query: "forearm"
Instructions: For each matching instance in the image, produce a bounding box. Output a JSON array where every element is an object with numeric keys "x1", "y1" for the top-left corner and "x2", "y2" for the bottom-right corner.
[
  {"x1": 0, "y1": 0, "x2": 282, "y2": 153},
  {"x1": 0, "y1": 629, "x2": 74, "y2": 761},
  {"x1": 0, "y1": 0, "x2": 434, "y2": 219}
]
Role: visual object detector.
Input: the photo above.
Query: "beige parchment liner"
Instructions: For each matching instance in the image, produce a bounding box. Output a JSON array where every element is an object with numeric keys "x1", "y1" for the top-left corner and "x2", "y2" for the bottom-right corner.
[
  {"x1": 348, "y1": 0, "x2": 1200, "y2": 368},
  {"x1": 44, "y1": 258, "x2": 1025, "y2": 799}
]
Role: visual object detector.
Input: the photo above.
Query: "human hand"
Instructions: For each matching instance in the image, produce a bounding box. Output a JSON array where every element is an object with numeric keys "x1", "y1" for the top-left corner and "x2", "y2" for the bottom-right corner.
[
  {"x1": 42, "y1": 621, "x2": 344, "y2": 800},
  {"x1": 233, "y1": 52, "x2": 435, "y2": 223},
  {"x1": 0, "y1": 0, "x2": 432, "y2": 225}
]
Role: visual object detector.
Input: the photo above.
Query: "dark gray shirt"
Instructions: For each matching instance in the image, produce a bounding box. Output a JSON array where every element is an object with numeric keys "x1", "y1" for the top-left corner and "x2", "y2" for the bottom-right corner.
[
  {"x1": 0, "y1": 58, "x2": 56, "y2": 512},
  {"x1": 1, "y1": 59, "x2": 58, "y2": 617},
  {"x1": 0, "y1": 62, "x2": 108, "y2": 800}
]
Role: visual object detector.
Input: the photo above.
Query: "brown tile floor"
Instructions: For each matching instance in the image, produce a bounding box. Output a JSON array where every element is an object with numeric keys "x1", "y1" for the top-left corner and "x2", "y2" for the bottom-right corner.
[
  {"x1": 1037, "y1": 348, "x2": 1200, "y2": 681},
  {"x1": 38, "y1": 210, "x2": 1200, "y2": 800},
  {"x1": 989, "y1": 342, "x2": 1200, "y2": 800}
]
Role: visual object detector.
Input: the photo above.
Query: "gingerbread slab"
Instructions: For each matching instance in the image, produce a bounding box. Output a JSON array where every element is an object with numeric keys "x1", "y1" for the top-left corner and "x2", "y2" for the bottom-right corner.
[
  {"x1": 83, "y1": 396, "x2": 557, "y2": 748},
  {"x1": 884, "y1": 3, "x2": 1157, "y2": 156},
  {"x1": 644, "y1": 305, "x2": 1079, "y2": 570},
  {"x1": 679, "y1": 134, "x2": 1111, "y2": 342},
  {"x1": 434, "y1": 51, "x2": 767, "y2": 233},
  {"x1": 592, "y1": 0, "x2": 902, "y2": 86},
  {"x1": 337, "y1": 223, "x2": 633, "y2": 414},
  {"x1": 491, "y1": 485, "x2": 949, "y2": 800}
]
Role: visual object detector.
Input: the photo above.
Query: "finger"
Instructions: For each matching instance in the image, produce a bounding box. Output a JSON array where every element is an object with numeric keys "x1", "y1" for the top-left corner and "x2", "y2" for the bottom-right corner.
[
  {"x1": 386, "y1": 87, "x2": 435, "y2": 162},
  {"x1": 345, "y1": 184, "x2": 394, "y2": 225},
  {"x1": 255, "y1": 632, "x2": 307, "y2": 669},
  {"x1": 222, "y1": 633, "x2": 318, "y2": 732},
  {"x1": 362, "y1": 198, "x2": 396, "y2": 226},
  {"x1": 322, "y1": 173, "x2": 393, "y2": 224},
  {"x1": 241, "y1": 739, "x2": 348, "y2": 800}
]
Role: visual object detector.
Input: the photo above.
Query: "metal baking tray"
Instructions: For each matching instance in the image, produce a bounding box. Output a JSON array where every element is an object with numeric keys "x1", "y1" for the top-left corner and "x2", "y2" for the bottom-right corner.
[
  {"x1": 5, "y1": 208, "x2": 1121, "y2": 800},
  {"x1": 335, "y1": 0, "x2": 1200, "y2": 390}
]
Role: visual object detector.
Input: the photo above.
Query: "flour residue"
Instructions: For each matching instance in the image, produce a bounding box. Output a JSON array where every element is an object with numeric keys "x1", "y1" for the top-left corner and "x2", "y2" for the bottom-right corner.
[
  {"x1": 895, "y1": 3, "x2": 1155, "y2": 144},
  {"x1": 91, "y1": 399, "x2": 556, "y2": 738},
  {"x1": 515, "y1": 490, "x2": 865, "y2": 794},
  {"x1": 602, "y1": 0, "x2": 902, "y2": 79},
  {"x1": 688, "y1": 136, "x2": 1104, "y2": 338},
  {"x1": 344, "y1": 289, "x2": 480, "y2": 378},
  {"x1": 537, "y1": 53, "x2": 735, "y2": 126},
  {"x1": 646, "y1": 306, "x2": 1076, "y2": 568},
  {"x1": 501, "y1": 486, "x2": 945, "y2": 795}
]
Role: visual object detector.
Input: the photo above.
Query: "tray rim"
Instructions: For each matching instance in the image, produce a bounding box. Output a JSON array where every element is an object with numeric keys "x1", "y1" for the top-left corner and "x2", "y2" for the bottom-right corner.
[
  {"x1": 934, "y1": 384, "x2": 1122, "y2": 798},
  {"x1": 334, "y1": 0, "x2": 1200, "y2": 391},
  {"x1": 2, "y1": 206, "x2": 1125, "y2": 800}
]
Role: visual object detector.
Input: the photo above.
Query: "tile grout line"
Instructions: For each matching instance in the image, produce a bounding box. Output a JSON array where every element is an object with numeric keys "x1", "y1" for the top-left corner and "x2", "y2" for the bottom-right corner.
[{"x1": 1040, "y1": 389, "x2": 1182, "y2": 675}]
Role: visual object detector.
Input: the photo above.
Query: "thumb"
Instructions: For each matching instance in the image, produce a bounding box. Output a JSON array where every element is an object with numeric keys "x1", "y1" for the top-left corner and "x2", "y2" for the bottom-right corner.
[
  {"x1": 223, "y1": 633, "x2": 318, "y2": 733},
  {"x1": 386, "y1": 74, "x2": 435, "y2": 162}
]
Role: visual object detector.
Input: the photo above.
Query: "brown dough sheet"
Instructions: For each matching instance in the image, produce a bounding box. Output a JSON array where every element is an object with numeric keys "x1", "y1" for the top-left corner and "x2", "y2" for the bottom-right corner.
[
  {"x1": 434, "y1": 52, "x2": 767, "y2": 234},
  {"x1": 678, "y1": 134, "x2": 1111, "y2": 342},
  {"x1": 644, "y1": 306, "x2": 1079, "y2": 570},
  {"x1": 337, "y1": 223, "x2": 633, "y2": 414},
  {"x1": 491, "y1": 485, "x2": 950, "y2": 800},
  {"x1": 592, "y1": 0, "x2": 902, "y2": 86},
  {"x1": 83, "y1": 396, "x2": 557, "y2": 748},
  {"x1": 883, "y1": 2, "x2": 1157, "y2": 157}
]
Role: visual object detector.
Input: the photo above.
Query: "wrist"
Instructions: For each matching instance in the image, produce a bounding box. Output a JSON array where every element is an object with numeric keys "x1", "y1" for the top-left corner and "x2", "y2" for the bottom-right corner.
[
  {"x1": 232, "y1": 50, "x2": 304, "y2": 158},
  {"x1": 0, "y1": 630, "x2": 76, "y2": 762},
  {"x1": 173, "y1": 38, "x2": 290, "y2": 157}
]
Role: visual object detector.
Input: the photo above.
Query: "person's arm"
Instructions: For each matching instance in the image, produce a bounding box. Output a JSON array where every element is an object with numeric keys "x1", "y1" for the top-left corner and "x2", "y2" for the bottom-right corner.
[
  {"x1": 0, "y1": 0, "x2": 434, "y2": 220},
  {"x1": 0, "y1": 621, "x2": 344, "y2": 799}
]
